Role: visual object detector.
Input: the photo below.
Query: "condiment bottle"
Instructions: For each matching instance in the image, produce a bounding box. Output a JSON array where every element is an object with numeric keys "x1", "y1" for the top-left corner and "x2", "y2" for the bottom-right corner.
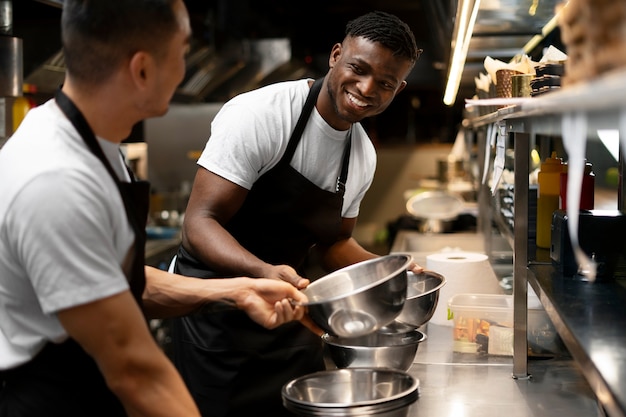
[
  {"x1": 536, "y1": 151, "x2": 564, "y2": 248},
  {"x1": 559, "y1": 161, "x2": 595, "y2": 210}
]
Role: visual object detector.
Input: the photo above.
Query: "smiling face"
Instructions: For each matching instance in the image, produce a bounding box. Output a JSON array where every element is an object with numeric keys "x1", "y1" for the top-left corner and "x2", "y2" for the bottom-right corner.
[{"x1": 321, "y1": 36, "x2": 414, "y2": 131}]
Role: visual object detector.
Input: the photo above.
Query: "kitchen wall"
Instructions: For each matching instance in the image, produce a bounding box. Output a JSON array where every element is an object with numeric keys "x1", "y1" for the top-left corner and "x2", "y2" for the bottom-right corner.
[{"x1": 355, "y1": 142, "x2": 455, "y2": 248}]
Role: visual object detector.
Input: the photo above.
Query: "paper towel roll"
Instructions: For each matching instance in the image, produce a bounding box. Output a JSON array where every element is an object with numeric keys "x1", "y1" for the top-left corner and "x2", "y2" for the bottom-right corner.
[{"x1": 426, "y1": 251, "x2": 503, "y2": 326}]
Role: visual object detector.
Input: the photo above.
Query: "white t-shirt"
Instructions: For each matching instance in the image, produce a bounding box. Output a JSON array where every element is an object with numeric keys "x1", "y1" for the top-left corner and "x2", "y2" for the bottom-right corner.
[
  {"x1": 0, "y1": 99, "x2": 133, "y2": 369},
  {"x1": 197, "y1": 79, "x2": 377, "y2": 218}
]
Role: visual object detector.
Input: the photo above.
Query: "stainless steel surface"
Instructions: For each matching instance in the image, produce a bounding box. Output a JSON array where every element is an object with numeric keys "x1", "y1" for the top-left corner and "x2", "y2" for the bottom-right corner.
[
  {"x1": 405, "y1": 191, "x2": 466, "y2": 233},
  {"x1": 298, "y1": 254, "x2": 411, "y2": 338},
  {"x1": 405, "y1": 323, "x2": 601, "y2": 417},
  {"x1": 391, "y1": 230, "x2": 603, "y2": 416},
  {"x1": 513, "y1": 130, "x2": 530, "y2": 378},
  {"x1": 406, "y1": 191, "x2": 464, "y2": 221},
  {"x1": 474, "y1": 73, "x2": 626, "y2": 416},
  {"x1": 282, "y1": 368, "x2": 419, "y2": 416},
  {"x1": 322, "y1": 326, "x2": 426, "y2": 372},
  {"x1": 395, "y1": 270, "x2": 446, "y2": 328},
  {"x1": 0, "y1": 36, "x2": 22, "y2": 97}
]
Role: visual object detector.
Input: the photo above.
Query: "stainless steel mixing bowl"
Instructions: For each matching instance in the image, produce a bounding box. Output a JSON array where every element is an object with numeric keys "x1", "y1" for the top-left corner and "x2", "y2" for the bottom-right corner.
[
  {"x1": 297, "y1": 254, "x2": 412, "y2": 338},
  {"x1": 282, "y1": 368, "x2": 419, "y2": 417},
  {"x1": 395, "y1": 270, "x2": 446, "y2": 328},
  {"x1": 322, "y1": 323, "x2": 427, "y2": 371}
]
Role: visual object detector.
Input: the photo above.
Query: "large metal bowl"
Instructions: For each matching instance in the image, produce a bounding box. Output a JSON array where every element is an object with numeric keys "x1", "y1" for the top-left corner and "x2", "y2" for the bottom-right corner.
[
  {"x1": 297, "y1": 254, "x2": 412, "y2": 338},
  {"x1": 282, "y1": 368, "x2": 419, "y2": 416},
  {"x1": 322, "y1": 323, "x2": 427, "y2": 371},
  {"x1": 395, "y1": 270, "x2": 446, "y2": 328}
]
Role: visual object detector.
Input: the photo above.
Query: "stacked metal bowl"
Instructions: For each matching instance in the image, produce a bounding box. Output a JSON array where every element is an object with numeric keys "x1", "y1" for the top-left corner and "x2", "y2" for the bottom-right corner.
[
  {"x1": 296, "y1": 254, "x2": 412, "y2": 338},
  {"x1": 322, "y1": 322, "x2": 426, "y2": 372},
  {"x1": 282, "y1": 368, "x2": 419, "y2": 417},
  {"x1": 283, "y1": 255, "x2": 446, "y2": 416}
]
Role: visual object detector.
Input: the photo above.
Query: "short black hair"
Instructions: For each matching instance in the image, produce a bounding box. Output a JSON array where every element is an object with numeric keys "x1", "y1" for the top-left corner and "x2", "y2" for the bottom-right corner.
[
  {"x1": 345, "y1": 11, "x2": 422, "y2": 64},
  {"x1": 62, "y1": 0, "x2": 180, "y2": 86}
]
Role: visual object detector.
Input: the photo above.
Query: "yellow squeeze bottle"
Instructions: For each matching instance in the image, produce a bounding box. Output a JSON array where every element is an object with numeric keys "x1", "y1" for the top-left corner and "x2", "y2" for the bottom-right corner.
[{"x1": 536, "y1": 151, "x2": 563, "y2": 249}]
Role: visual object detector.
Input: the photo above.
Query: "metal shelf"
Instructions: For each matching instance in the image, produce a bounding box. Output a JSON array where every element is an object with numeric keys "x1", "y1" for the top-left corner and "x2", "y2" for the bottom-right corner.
[
  {"x1": 469, "y1": 68, "x2": 626, "y2": 417},
  {"x1": 528, "y1": 264, "x2": 626, "y2": 417}
]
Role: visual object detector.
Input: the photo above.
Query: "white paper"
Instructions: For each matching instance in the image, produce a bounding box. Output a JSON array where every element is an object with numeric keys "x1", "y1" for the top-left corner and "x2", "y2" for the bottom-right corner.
[
  {"x1": 491, "y1": 122, "x2": 506, "y2": 195},
  {"x1": 562, "y1": 112, "x2": 597, "y2": 281},
  {"x1": 482, "y1": 123, "x2": 495, "y2": 185}
]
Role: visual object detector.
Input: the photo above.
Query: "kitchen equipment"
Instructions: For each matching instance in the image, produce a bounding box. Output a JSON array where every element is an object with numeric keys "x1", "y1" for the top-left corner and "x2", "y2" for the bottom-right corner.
[
  {"x1": 551, "y1": 209, "x2": 626, "y2": 280},
  {"x1": 511, "y1": 74, "x2": 533, "y2": 97},
  {"x1": 395, "y1": 270, "x2": 446, "y2": 328},
  {"x1": 296, "y1": 254, "x2": 411, "y2": 338},
  {"x1": 406, "y1": 191, "x2": 465, "y2": 233},
  {"x1": 496, "y1": 69, "x2": 524, "y2": 98},
  {"x1": 281, "y1": 368, "x2": 419, "y2": 417},
  {"x1": 437, "y1": 156, "x2": 466, "y2": 183},
  {"x1": 322, "y1": 323, "x2": 426, "y2": 371}
]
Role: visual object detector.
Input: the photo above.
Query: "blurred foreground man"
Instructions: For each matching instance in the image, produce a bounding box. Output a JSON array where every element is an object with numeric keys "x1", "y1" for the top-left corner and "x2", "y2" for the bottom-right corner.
[{"x1": 0, "y1": 1, "x2": 308, "y2": 416}]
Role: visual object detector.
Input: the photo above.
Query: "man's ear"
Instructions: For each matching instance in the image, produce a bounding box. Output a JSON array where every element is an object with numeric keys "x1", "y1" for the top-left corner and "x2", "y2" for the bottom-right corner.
[
  {"x1": 128, "y1": 51, "x2": 152, "y2": 89},
  {"x1": 396, "y1": 80, "x2": 408, "y2": 94},
  {"x1": 328, "y1": 43, "x2": 342, "y2": 68}
]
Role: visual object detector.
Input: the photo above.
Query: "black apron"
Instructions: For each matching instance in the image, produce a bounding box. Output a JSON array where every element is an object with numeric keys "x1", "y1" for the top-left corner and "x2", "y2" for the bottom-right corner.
[
  {"x1": 0, "y1": 90, "x2": 150, "y2": 417},
  {"x1": 172, "y1": 78, "x2": 351, "y2": 417}
]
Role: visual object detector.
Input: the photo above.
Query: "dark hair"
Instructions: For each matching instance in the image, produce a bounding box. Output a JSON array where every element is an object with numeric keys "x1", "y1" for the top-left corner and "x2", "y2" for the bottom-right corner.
[
  {"x1": 62, "y1": 0, "x2": 180, "y2": 86},
  {"x1": 345, "y1": 11, "x2": 422, "y2": 64}
]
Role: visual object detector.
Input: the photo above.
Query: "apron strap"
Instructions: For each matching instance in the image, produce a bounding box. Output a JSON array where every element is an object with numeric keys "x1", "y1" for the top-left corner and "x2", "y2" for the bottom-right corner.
[
  {"x1": 281, "y1": 78, "x2": 352, "y2": 195},
  {"x1": 282, "y1": 78, "x2": 324, "y2": 163},
  {"x1": 54, "y1": 88, "x2": 148, "y2": 304},
  {"x1": 336, "y1": 132, "x2": 351, "y2": 193}
]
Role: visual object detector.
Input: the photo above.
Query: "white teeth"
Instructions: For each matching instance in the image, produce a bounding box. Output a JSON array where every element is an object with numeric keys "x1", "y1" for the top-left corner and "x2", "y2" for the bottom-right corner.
[{"x1": 348, "y1": 93, "x2": 368, "y2": 107}]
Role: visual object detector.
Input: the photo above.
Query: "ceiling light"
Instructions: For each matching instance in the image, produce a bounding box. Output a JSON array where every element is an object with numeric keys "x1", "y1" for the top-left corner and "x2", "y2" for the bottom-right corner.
[{"x1": 443, "y1": 0, "x2": 482, "y2": 106}]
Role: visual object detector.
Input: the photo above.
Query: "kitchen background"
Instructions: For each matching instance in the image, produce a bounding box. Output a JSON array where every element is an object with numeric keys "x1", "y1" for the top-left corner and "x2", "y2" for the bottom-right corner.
[{"x1": 5, "y1": 0, "x2": 616, "y2": 253}]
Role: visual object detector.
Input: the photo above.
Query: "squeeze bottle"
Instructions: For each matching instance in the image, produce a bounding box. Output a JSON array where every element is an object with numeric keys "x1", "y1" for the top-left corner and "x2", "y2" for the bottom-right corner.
[
  {"x1": 536, "y1": 151, "x2": 563, "y2": 248},
  {"x1": 559, "y1": 161, "x2": 595, "y2": 210}
]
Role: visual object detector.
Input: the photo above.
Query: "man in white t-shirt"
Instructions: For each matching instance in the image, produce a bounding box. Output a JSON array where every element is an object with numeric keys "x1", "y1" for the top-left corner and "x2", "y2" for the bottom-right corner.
[
  {"x1": 172, "y1": 10, "x2": 424, "y2": 417},
  {"x1": 0, "y1": 1, "x2": 309, "y2": 416}
]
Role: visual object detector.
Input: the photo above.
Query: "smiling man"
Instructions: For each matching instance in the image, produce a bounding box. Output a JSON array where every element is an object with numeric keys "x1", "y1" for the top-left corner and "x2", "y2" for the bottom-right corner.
[{"x1": 171, "y1": 10, "x2": 422, "y2": 417}]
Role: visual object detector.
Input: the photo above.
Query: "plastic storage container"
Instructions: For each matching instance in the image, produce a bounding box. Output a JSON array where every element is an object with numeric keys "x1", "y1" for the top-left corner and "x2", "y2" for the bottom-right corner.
[{"x1": 447, "y1": 293, "x2": 563, "y2": 356}]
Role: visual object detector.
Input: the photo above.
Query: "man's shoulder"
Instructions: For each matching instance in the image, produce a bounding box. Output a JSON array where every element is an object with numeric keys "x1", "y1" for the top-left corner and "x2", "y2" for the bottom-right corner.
[{"x1": 230, "y1": 78, "x2": 311, "y2": 105}]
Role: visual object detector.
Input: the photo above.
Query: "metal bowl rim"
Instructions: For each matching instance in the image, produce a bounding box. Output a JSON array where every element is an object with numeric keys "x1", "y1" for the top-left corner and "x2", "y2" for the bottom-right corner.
[
  {"x1": 294, "y1": 254, "x2": 412, "y2": 307},
  {"x1": 281, "y1": 368, "x2": 419, "y2": 409},
  {"x1": 405, "y1": 270, "x2": 447, "y2": 300},
  {"x1": 321, "y1": 329, "x2": 427, "y2": 348}
]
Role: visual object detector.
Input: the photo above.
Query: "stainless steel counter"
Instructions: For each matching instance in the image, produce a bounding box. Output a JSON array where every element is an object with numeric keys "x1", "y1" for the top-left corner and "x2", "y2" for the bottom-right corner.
[
  {"x1": 391, "y1": 231, "x2": 603, "y2": 416},
  {"x1": 402, "y1": 323, "x2": 601, "y2": 417}
]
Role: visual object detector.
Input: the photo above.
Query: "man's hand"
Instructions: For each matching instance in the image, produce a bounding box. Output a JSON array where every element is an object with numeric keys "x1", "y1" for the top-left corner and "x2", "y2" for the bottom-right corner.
[
  {"x1": 260, "y1": 264, "x2": 310, "y2": 289},
  {"x1": 237, "y1": 278, "x2": 309, "y2": 329},
  {"x1": 408, "y1": 261, "x2": 424, "y2": 274}
]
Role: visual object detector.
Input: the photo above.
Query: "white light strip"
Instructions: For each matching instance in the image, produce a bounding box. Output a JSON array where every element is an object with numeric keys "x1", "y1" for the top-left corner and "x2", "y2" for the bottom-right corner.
[
  {"x1": 522, "y1": 13, "x2": 560, "y2": 54},
  {"x1": 597, "y1": 129, "x2": 620, "y2": 161},
  {"x1": 443, "y1": 0, "x2": 482, "y2": 106}
]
